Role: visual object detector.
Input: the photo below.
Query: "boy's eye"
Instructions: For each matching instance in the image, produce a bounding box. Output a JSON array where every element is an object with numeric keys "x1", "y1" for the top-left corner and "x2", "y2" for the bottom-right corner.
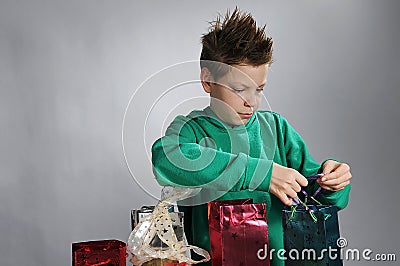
[
  {"x1": 233, "y1": 88, "x2": 244, "y2": 93},
  {"x1": 256, "y1": 88, "x2": 264, "y2": 93}
]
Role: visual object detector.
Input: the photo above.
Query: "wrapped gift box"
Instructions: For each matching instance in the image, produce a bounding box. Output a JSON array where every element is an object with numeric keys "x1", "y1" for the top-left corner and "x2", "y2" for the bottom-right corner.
[{"x1": 72, "y1": 239, "x2": 126, "y2": 266}]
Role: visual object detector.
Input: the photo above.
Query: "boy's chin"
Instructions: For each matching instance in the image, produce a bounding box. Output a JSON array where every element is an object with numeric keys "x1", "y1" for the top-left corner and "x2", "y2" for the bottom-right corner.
[
  {"x1": 225, "y1": 117, "x2": 248, "y2": 127},
  {"x1": 212, "y1": 109, "x2": 249, "y2": 126}
]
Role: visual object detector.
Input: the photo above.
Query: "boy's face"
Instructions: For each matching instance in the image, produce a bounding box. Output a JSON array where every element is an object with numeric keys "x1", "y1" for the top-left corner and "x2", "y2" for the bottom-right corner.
[{"x1": 201, "y1": 64, "x2": 269, "y2": 126}]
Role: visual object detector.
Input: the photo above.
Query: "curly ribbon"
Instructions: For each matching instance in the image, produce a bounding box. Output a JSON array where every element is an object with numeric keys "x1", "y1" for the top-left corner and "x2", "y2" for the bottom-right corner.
[
  {"x1": 291, "y1": 197, "x2": 318, "y2": 223},
  {"x1": 290, "y1": 174, "x2": 331, "y2": 223},
  {"x1": 127, "y1": 187, "x2": 211, "y2": 266}
]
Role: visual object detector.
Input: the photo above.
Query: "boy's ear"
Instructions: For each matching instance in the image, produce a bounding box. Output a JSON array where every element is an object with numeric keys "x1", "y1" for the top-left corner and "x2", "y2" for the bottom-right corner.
[{"x1": 200, "y1": 67, "x2": 214, "y2": 93}]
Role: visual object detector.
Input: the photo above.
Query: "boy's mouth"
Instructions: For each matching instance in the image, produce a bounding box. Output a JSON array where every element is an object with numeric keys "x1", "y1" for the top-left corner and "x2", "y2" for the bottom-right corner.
[{"x1": 237, "y1": 112, "x2": 253, "y2": 118}]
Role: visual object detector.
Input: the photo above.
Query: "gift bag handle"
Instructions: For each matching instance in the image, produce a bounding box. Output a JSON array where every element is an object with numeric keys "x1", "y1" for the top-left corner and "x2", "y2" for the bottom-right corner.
[{"x1": 290, "y1": 174, "x2": 331, "y2": 222}]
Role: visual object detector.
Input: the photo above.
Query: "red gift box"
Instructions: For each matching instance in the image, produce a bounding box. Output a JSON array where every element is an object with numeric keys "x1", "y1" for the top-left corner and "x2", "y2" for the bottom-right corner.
[
  {"x1": 72, "y1": 239, "x2": 127, "y2": 266},
  {"x1": 208, "y1": 199, "x2": 269, "y2": 266}
]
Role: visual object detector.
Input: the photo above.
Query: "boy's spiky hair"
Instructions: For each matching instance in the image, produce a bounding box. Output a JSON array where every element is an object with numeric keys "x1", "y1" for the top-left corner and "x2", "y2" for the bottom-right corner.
[{"x1": 200, "y1": 7, "x2": 273, "y2": 79}]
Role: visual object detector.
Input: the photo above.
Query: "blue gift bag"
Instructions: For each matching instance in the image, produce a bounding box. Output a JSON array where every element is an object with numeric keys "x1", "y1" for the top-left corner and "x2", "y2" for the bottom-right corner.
[{"x1": 282, "y1": 205, "x2": 342, "y2": 266}]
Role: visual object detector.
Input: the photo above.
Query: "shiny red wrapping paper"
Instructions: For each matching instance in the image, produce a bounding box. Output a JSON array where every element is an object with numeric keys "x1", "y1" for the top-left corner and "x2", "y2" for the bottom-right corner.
[
  {"x1": 208, "y1": 199, "x2": 270, "y2": 266},
  {"x1": 72, "y1": 239, "x2": 127, "y2": 266},
  {"x1": 163, "y1": 262, "x2": 187, "y2": 266}
]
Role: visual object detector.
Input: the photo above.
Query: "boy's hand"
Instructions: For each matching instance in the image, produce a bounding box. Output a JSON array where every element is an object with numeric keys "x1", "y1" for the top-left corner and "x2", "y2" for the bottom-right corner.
[
  {"x1": 318, "y1": 160, "x2": 352, "y2": 191},
  {"x1": 270, "y1": 163, "x2": 308, "y2": 206}
]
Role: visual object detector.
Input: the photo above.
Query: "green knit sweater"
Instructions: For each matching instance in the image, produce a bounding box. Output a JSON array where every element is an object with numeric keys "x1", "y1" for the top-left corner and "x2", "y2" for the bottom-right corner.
[{"x1": 151, "y1": 106, "x2": 350, "y2": 266}]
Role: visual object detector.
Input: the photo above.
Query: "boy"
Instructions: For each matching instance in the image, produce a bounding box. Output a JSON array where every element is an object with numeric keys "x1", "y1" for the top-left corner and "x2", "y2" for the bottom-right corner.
[{"x1": 151, "y1": 8, "x2": 351, "y2": 266}]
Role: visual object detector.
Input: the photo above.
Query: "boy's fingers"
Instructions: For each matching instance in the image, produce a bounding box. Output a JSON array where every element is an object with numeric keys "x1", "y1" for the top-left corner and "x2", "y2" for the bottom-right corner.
[
  {"x1": 318, "y1": 183, "x2": 334, "y2": 191},
  {"x1": 322, "y1": 165, "x2": 335, "y2": 175},
  {"x1": 320, "y1": 168, "x2": 337, "y2": 182},
  {"x1": 321, "y1": 181, "x2": 350, "y2": 191},
  {"x1": 320, "y1": 172, "x2": 335, "y2": 182},
  {"x1": 279, "y1": 192, "x2": 293, "y2": 206},
  {"x1": 331, "y1": 181, "x2": 350, "y2": 191},
  {"x1": 335, "y1": 163, "x2": 350, "y2": 175},
  {"x1": 295, "y1": 174, "x2": 308, "y2": 187},
  {"x1": 291, "y1": 181, "x2": 302, "y2": 193},
  {"x1": 276, "y1": 187, "x2": 297, "y2": 206},
  {"x1": 322, "y1": 163, "x2": 350, "y2": 181},
  {"x1": 322, "y1": 160, "x2": 338, "y2": 174},
  {"x1": 320, "y1": 168, "x2": 341, "y2": 182},
  {"x1": 320, "y1": 164, "x2": 352, "y2": 184},
  {"x1": 287, "y1": 188, "x2": 298, "y2": 200},
  {"x1": 318, "y1": 172, "x2": 338, "y2": 184},
  {"x1": 321, "y1": 172, "x2": 352, "y2": 186}
]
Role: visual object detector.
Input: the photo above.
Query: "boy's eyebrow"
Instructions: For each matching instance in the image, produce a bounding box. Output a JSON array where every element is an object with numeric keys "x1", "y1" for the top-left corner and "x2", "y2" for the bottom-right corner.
[{"x1": 258, "y1": 82, "x2": 267, "y2": 88}]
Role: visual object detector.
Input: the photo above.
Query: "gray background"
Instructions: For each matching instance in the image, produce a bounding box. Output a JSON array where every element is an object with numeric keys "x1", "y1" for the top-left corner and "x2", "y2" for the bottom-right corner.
[{"x1": 1, "y1": 0, "x2": 399, "y2": 265}]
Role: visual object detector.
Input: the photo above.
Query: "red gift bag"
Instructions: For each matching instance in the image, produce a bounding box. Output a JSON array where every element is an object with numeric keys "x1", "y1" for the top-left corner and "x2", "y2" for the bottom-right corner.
[
  {"x1": 208, "y1": 199, "x2": 269, "y2": 266},
  {"x1": 72, "y1": 239, "x2": 127, "y2": 266}
]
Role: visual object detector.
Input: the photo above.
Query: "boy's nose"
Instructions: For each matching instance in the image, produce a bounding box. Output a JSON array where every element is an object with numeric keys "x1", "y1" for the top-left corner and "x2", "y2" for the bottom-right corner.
[
  {"x1": 244, "y1": 96, "x2": 256, "y2": 108},
  {"x1": 244, "y1": 101, "x2": 253, "y2": 107}
]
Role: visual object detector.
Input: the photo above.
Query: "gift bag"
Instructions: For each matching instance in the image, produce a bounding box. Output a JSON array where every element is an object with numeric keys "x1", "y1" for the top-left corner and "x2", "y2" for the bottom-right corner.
[
  {"x1": 127, "y1": 187, "x2": 210, "y2": 266},
  {"x1": 129, "y1": 210, "x2": 188, "y2": 265},
  {"x1": 72, "y1": 239, "x2": 127, "y2": 266},
  {"x1": 282, "y1": 205, "x2": 342, "y2": 266},
  {"x1": 131, "y1": 206, "x2": 184, "y2": 249},
  {"x1": 208, "y1": 199, "x2": 270, "y2": 266},
  {"x1": 131, "y1": 206, "x2": 155, "y2": 230}
]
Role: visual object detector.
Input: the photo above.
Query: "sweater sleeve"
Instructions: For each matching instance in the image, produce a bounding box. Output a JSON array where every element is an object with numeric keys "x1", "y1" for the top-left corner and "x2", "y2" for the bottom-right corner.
[
  {"x1": 151, "y1": 115, "x2": 273, "y2": 192},
  {"x1": 280, "y1": 115, "x2": 351, "y2": 210}
]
